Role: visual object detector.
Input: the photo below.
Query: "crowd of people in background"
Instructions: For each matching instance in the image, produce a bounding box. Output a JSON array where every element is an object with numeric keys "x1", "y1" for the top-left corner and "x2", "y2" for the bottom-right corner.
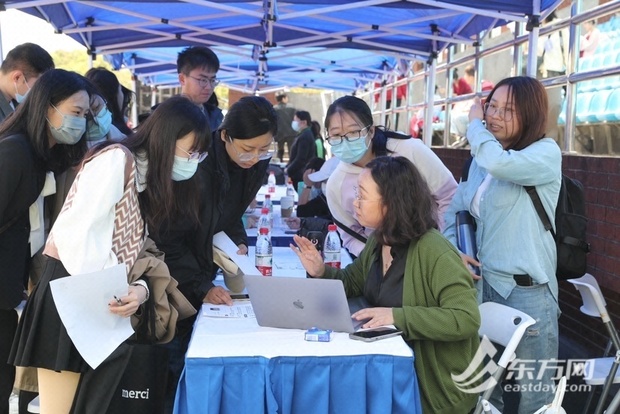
[{"x1": 0, "y1": 39, "x2": 566, "y2": 414}]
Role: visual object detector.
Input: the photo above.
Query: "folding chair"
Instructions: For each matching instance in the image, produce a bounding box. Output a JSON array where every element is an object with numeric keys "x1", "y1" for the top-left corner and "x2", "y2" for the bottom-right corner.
[
  {"x1": 473, "y1": 302, "x2": 536, "y2": 414},
  {"x1": 567, "y1": 274, "x2": 620, "y2": 414}
]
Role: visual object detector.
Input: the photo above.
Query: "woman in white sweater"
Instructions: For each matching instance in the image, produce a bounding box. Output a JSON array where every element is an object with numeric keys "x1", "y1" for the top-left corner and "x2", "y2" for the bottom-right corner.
[
  {"x1": 324, "y1": 95, "x2": 457, "y2": 256},
  {"x1": 10, "y1": 96, "x2": 210, "y2": 414}
]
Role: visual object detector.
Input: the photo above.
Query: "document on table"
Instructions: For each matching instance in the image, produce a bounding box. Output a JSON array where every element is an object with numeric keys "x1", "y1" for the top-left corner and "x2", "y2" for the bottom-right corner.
[
  {"x1": 50, "y1": 264, "x2": 134, "y2": 369},
  {"x1": 202, "y1": 300, "x2": 255, "y2": 318},
  {"x1": 213, "y1": 231, "x2": 261, "y2": 276}
]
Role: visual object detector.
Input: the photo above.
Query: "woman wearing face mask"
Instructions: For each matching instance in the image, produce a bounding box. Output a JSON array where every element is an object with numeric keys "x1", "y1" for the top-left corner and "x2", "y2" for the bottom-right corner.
[
  {"x1": 0, "y1": 68, "x2": 89, "y2": 414},
  {"x1": 85, "y1": 67, "x2": 133, "y2": 137},
  {"x1": 10, "y1": 96, "x2": 210, "y2": 414},
  {"x1": 150, "y1": 95, "x2": 277, "y2": 413},
  {"x1": 324, "y1": 95, "x2": 457, "y2": 257},
  {"x1": 443, "y1": 77, "x2": 561, "y2": 413},
  {"x1": 285, "y1": 110, "x2": 317, "y2": 189}
]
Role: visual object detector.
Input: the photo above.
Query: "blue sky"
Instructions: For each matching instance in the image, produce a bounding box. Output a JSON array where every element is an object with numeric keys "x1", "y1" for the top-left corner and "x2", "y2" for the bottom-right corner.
[{"x1": 0, "y1": 9, "x2": 83, "y2": 59}]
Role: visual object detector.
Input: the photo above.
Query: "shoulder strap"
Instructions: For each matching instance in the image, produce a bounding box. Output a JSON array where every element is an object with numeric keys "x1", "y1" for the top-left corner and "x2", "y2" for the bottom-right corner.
[
  {"x1": 461, "y1": 156, "x2": 473, "y2": 182},
  {"x1": 524, "y1": 185, "x2": 556, "y2": 237},
  {"x1": 332, "y1": 217, "x2": 368, "y2": 243}
]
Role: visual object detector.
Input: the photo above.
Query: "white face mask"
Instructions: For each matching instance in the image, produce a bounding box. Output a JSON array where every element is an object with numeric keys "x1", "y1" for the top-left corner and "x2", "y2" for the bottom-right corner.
[
  {"x1": 171, "y1": 155, "x2": 199, "y2": 181},
  {"x1": 321, "y1": 181, "x2": 327, "y2": 194},
  {"x1": 291, "y1": 120, "x2": 300, "y2": 132}
]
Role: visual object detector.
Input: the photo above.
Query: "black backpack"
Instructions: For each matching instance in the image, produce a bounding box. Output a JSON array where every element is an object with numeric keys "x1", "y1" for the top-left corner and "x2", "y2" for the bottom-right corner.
[
  {"x1": 461, "y1": 157, "x2": 590, "y2": 280},
  {"x1": 525, "y1": 176, "x2": 590, "y2": 280}
]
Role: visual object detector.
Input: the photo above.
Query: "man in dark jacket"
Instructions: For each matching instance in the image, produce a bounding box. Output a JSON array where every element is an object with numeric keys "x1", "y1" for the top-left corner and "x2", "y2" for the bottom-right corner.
[
  {"x1": 286, "y1": 110, "x2": 317, "y2": 189},
  {"x1": 273, "y1": 92, "x2": 296, "y2": 161},
  {"x1": 0, "y1": 43, "x2": 54, "y2": 123},
  {"x1": 177, "y1": 46, "x2": 224, "y2": 132}
]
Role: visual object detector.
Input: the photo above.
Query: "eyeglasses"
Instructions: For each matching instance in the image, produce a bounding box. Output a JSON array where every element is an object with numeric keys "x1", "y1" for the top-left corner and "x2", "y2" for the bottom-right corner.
[
  {"x1": 176, "y1": 145, "x2": 208, "y2": 162},
  {"x1": 227, "y1": 136, "x2": 274, "y2": 162},
  {"x1": 353, "y1": 187, "x2": 381, "y2": 204},
  {"x1": 326, "y1": 125, "x2": 371, "y2": 146},
  {"x1": 483, "y1": 102, "x2": 514, "y2": 122},
  {"x1": 187, "y1": 75, "x2": 220, "y2": 88}
]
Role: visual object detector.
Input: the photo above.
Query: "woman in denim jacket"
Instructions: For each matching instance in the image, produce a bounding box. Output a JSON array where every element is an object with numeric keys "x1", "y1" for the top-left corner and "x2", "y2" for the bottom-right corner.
[{"x1": 443, "y1": 76, "x2": 562, "y2": 414}]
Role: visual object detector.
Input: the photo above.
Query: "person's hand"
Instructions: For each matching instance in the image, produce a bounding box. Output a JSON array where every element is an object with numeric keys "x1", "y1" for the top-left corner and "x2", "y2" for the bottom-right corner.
[
  {"x1": 244, "y1": 214, "x2": 259, "y2": 228},
  {"x1": 283, "y1": 217, "x2": 301, "y2": 230},
  {"x1": 236, "y1": 244, "x2": 248, "y2": 255},
  {"x1": 290, "y1": 234, "x2": 325, "y2": 277},
  {"x1": 302, "y1": 169, "x2": 315, "y2": 187},
  {"x1": 352, "y1": 307, "x2": 394, "y2": 329},
  {"x1": 108, "y1": 285, "x2": 145, "y2": 318},
  {"x1": 460, "y1": 253, "x2": 482, "y2": 280},
  {"x1": 468, "y1": 96, "x2": 484, "y2": 122},
  {"x1": 90, "y1": 94, "x2": 106, "y2": 118},
  {"x1": 204, "y1": 286, "x2": 233, "y2": 306}
]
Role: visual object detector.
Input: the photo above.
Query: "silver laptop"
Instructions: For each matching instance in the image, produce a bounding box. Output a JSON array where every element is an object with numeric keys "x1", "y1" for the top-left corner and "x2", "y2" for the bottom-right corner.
[{"x1": 244, "y1": 276, "x2": 366, "y2": 333}]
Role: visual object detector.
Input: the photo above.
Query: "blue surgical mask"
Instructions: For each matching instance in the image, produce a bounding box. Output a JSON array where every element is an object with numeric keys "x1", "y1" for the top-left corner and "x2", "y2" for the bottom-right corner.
[
  {"x1": 14, "y1": 78, "x2": 31, "y2": 104},
  {"x1": 48, "y1": 105, "x2": 86, "y2": 145},
  {"x1": 291, "y1": 120, "x2": 300, "y2": 132},
  {"x1": 330, "y1": 134, "x2": 370, "y2": 164},
  {"x1": 86, "y1": 107, "x2": 113, "y2": 141},
  {"x1": 171, "y1": 155, "x2": 199, "y2": 181}
]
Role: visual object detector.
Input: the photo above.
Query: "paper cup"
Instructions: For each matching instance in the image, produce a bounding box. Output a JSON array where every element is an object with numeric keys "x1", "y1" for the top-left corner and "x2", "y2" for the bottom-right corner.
[{"x1": 280, "y1": 196, "x2": 295, "y2": 218}]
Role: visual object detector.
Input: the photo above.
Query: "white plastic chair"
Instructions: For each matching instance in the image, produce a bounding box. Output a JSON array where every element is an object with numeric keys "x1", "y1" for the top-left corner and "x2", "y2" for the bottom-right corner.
[
  {"x1": 473, "y1": 302, "x2": 536, "y2": 414},
  {"x1": 567, "y1": 273, "x2": 620, "y2": 414},
  {"x1": 532, "y1": 376, "x2": 567, "y2": 414}
]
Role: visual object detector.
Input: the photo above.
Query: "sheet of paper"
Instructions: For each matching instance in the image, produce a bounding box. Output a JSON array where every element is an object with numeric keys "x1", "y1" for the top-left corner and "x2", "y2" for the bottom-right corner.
[
  {"x1": 50, "y1": 264, "x2": 134, "y2": 369},
  {"x1": 213, "y1": 231, "x2": 261, "y2": 276},
  {"x1": 202, "y1": 299, "x2": 255, "y2": 318}
]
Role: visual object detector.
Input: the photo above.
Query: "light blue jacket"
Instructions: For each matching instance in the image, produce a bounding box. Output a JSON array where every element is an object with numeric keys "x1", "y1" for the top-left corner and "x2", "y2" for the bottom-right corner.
[{"x1": 443, "y1": 119, "x2": 562, "y2": 303}]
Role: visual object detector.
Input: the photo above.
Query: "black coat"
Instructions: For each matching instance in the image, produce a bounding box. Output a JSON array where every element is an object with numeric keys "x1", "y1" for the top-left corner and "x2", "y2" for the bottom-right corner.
[
  {"x1": 151, "y1": 136, "x2": 269, "y2": 314},
  {"x1": 286, "y1": 128, "x2": 316, "y2": 186},
  {"x1": 0, "y1": 134, "x2": 46, "y2": 309}
]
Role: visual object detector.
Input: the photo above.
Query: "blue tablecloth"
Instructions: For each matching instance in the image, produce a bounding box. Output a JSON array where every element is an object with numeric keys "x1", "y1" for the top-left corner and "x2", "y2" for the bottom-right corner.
[
  {"x1": 173, "y1": 265, "x2": 420, "y2": 414},
  {"x1": 175, "y1": 353, "x2": 421, "y2": 414}
]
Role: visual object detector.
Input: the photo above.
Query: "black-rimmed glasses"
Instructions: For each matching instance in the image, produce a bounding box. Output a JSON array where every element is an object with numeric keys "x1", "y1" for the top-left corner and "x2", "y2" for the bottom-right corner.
[{"x1": 327, "y1": 125, "x2": 371, "y2": 146}]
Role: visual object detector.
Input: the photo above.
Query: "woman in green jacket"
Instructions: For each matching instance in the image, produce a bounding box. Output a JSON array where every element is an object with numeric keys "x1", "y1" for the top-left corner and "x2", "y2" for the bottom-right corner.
[{"x1": 292, "y1": 156, "x2": 480, "y2": 414}]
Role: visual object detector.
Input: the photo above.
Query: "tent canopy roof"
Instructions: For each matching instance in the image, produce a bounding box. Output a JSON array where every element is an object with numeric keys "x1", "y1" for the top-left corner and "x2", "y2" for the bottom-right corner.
[{"x1": 5, "y1": 0, "x2": 560, "y2": 92}]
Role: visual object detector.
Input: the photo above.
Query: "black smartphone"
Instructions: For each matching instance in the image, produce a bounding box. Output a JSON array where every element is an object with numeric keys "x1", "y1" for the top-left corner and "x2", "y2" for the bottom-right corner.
[{"x1": 349, "y1": 327, "x2": 403, "y2": 342}]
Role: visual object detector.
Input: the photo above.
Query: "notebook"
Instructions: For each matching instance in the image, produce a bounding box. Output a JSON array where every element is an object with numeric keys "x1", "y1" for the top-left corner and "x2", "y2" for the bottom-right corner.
[{"x1": 244, "y1": 276, "x2": 366, "y2": 333}]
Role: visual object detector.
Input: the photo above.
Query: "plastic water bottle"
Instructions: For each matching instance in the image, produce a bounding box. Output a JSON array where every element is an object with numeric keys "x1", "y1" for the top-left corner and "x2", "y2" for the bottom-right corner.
[
  {"x1": 455, "y1": 211, "x2": 480, "y2": 276},
  {"x1": 255, "y1": 227, "x2": 273, "y2": 276},
  {"x1": 267, "y1": 171, "x2": 276, "y2": 193},
  {"x1": 323, "y1": 224, "x2": 341, "y2": 269},
  {"x1": 257, "y1": 207, "x2": 271, "y2": 231},
  {"x1": 286, "y1": 178, "x2": 296, "y2": 198},
  {"x1": 263, "y1": 194, "x2": 273, "y2": 225}
]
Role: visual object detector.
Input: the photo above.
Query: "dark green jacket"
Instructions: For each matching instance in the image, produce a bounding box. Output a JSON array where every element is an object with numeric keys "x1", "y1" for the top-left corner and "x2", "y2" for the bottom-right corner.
[{"x1": 323, "y1": 229, "x2": 480, "y2": 413}]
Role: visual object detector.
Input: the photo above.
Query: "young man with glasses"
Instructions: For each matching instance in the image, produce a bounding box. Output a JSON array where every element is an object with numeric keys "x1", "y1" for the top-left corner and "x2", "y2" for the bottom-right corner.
[{"x1": 177, "y1": 46, "x2": 223, "y2": 132}]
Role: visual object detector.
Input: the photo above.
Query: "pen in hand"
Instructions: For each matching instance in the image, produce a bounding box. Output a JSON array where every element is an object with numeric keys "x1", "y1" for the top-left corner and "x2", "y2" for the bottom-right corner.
[{"x1": 113, "y1": 295, "x2": 123, "y2": 305}]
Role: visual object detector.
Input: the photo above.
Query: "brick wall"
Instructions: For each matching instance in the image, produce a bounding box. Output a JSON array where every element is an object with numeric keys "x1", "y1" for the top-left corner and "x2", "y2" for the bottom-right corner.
[{"x1": 434, "y1": 148, "x2": 620, "y2": 356}]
